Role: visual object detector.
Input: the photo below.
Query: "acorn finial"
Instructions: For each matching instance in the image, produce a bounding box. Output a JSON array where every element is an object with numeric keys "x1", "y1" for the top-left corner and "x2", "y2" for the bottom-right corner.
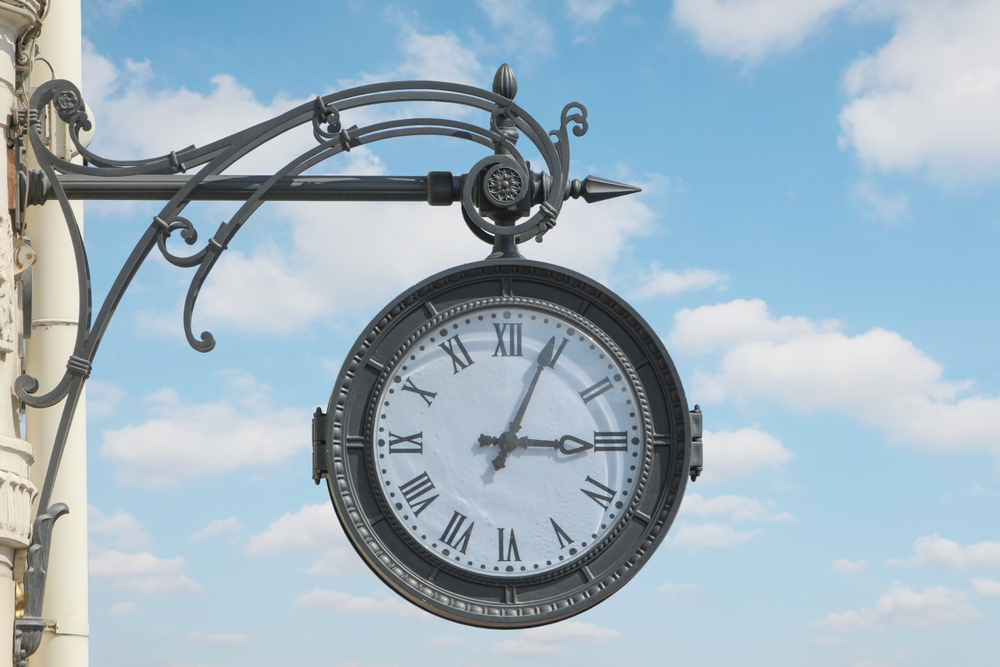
[{"x1": 492, "y1": 64, "x2": 517, "y2": 100}]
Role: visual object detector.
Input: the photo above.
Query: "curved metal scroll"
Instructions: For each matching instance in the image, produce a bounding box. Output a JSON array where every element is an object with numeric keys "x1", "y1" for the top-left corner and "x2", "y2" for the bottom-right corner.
[{"x1": 18, "y1": 66, "x2": 590, "y2": 514}]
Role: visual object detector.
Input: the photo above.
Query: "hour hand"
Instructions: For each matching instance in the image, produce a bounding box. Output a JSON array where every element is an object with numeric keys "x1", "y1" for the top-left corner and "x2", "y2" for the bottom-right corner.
[{"x1": 518, "y1": 435, "x2": 593, "y2": 455}]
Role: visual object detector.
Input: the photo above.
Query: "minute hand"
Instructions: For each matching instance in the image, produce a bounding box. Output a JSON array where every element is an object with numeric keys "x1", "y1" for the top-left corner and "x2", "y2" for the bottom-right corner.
[{"x1": 507, "y1": 336, "x2": 556, "y2": 435}]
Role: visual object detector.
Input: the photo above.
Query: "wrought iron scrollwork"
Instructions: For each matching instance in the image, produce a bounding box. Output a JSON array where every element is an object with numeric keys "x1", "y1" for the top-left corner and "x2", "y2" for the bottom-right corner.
[{"x1": 11, "y1": 62, "x2": 641, "y2": 656}]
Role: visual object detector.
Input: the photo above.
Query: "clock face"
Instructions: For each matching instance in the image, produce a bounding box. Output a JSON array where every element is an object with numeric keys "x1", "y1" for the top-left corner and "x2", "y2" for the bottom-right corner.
[
  {"x1": 373, "y1": 305, "x2": 645, "y2": 578},
  {"x1": 326, "y1": 260, "x2": 692, "y2": 628}
]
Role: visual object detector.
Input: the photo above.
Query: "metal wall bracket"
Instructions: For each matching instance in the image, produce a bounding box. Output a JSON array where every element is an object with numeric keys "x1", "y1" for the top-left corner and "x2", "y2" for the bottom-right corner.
[
  {"x1": 10, "y1": 64, "x2": 640, "y2": 643},
  {"x1": 14, "y1": 503, "x2": 69, "y2": 667}
]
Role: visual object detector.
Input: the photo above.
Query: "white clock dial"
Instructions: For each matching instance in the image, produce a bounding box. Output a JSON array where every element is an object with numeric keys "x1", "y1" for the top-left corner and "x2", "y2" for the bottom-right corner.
[{"x1": 373, "y1": 304, "x2": 646, "y2": 578}]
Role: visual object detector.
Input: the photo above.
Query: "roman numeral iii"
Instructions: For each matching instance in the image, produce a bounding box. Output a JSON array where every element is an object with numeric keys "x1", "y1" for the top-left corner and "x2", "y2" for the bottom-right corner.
[
  {"x1": 579, "y1": 377, "x2": 614, "y2": 403},
  {"x1": 401, "y1": 377, "x2": 436, "y2": 407},
  {"x1": 439, "y1": 335, "x2": 474, "y2": 374},
  {"x1": 497, "y1": 528, "x2": 521, "y2": 562},
  {"x1": 492, "y1": 323, "x2": 523, "y2": 357},
  {"x1": 387, "y1": 431, "x2": 423, "y2": 454},
  {"x1": 440, "y1": 511, "x2": 474, "y2": 554},
  {"x1": 398, "y1": 472, "x2": 439, "y2": 516},
  {"x1": 581, "y1": 475, "x2": 617, "y2": 510},
  {"x1": 594, "y1": 431, "x2": 628, "y2": 451}
]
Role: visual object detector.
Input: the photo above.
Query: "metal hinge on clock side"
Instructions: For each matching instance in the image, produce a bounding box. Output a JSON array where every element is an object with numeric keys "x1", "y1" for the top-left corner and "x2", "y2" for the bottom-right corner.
[
  {"x1": 312, "y1": 408, "x2": 328, "y2": 485},
  {"x1": 689, "y1": 405, "x2": 703, "y2": 482}
]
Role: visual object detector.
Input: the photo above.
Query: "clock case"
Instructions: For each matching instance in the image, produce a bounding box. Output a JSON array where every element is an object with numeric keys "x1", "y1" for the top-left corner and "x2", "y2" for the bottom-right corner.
[{"x1": 323, "y1": 258, "x2": 693, "y2": 628}]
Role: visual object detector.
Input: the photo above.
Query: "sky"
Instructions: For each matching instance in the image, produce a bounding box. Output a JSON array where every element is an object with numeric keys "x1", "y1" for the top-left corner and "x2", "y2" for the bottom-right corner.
[{"x1": 61, "y1": 0, "x2": 1000, "y2": 665}]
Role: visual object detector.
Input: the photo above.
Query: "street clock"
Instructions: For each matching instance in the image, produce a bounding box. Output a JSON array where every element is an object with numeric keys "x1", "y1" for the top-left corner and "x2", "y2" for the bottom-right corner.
[{"x1": 323, "y1": 260, "x2": 698, "y2": 628}]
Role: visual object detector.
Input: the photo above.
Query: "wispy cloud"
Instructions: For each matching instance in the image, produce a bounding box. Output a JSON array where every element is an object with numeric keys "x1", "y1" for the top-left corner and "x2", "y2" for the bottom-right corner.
[
  {"x1": 490, "y1": 621, "x2": 621, "y2": 656},
  {"x1": 819, "y1": 582, "x2": 980, "y2": 632}
]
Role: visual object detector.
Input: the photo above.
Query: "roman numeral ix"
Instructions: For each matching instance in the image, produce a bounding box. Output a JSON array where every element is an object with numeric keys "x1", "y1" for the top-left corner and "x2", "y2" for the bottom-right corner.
[
  {"x1": 398, "y1": 472, "x2": 439, "y2": 516},
  {"x1": 493, "y1": 323, "x2": 523, "y2": 357},
  {"x1": 439, "y1": 335, "x2": 474, "y2": 374},
  {"x1": 387, "y1": 431, "x2": 423, "y2": 454}
]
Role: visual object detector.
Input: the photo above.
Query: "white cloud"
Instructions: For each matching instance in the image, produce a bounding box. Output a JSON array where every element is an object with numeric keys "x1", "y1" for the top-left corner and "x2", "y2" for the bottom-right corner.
[
  {"x1": 347, "y1": 24, "x2": 484, "y2": 87},
  {"x1": 245, "y1": 503, "x2": 369, "y2": 575},
  {"x1": 673, "y1": 0, "x2": 854, "y2": 63},
  {"x1": 190, "y1": 517, "x2": 243, "y2": 543},
  {"x1": 852, "y1": 182, "x2": 909, "y2": 222},
  {"x1": 86, "y1": 379, "x2": 126, "y2": 418},
  {"x1": 88, "y1": 506, "x2": 151, "y2": 550},
  {"x1": 630, "y1": 266, "x2": 728, "y2": 300},
  {"x1": 294, "y1": 589, "x2": 421, "y2": 618},
  {"x1": 100, "y1": 371, "x2": 308, "y2": 489},
  {"x1": 673, "y1": 522, "x2": 759, "y2": 550},
  {"x1": 833, "y1": 558, "x2": 869, "y2": 572},
  {"x1": 972, "y1": 577, "x2": 1000, "y2": 596},
  {"x1": 83, "y1": 43, "x2": 656, "y2": 338},
  {"x1": 565, "y1": 0, "x2": 629, "y2": 23},
  {"x1": 656, "y1": 582, "x2": 698, "y2": 599},
  {"x1": 185, "y1": 631, "x2": 254, "y2": 647},
  {"x1": 839, "y1": 0, "x2": 1000, "y2": 182},
  {"x1": 195, "y1": 188, "x2": 654, "y2": 336},
  {"x1": 887, "y1": 535, "x2": 1000, "y2": 570},
  {"x1": 819, "y1": 582, "x2": 980, "y2": 632},
  {"x1": 478, "y1": 0, "x2": 554, "y2": 58},
  {"x1": 681, "y1": 493, "x2": 780, "y2": 522},
  {"x1": 671, "y1": 299, "x2": 1000, "y2": 460},
  {"x1": 670, "y1": 298, "x2": 835, "y2": 355},
  {"x1": 433, "y1": 636, "x2": 462, "y2": 649},
  {"x1": 700, "y1": 427, "x2": 792, "y2": 482},
  {"x1": 90, "y1": 546, "x2": 203, "y2": 596},
  {"x1": 106, "y1": 601, "x2": 137, "y2": 617},
  {"x1": 490, "y1": 621, "x2": 621, "y2": 656}
]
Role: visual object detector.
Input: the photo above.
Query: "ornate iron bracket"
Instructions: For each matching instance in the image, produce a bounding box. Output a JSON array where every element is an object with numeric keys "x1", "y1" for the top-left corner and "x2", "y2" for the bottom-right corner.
[
  {"x1": 13, "y1": 503, "x2": 68, "y2": 667},
  {"x1": 11, "y1": 64, "x2": 640, "y2": 639}
]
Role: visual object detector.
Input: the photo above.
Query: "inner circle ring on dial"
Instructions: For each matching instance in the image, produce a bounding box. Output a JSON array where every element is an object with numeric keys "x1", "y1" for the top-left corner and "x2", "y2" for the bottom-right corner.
[{"x1": 365, "y1": 297, "x2": 654, "y2": 584}]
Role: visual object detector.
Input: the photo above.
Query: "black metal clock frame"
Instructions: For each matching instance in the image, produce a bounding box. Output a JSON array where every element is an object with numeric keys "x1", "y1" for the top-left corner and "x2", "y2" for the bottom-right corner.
[
  {"x1": 6, "y1": 62, "x2": 700, "y2": 658},
  {"x1": 325, "y1": 259, "x2": 694, "y2": 627}
]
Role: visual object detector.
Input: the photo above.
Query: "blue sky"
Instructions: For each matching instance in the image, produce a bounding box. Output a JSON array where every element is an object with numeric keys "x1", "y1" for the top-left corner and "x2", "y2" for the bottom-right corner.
[{"x1": 71, "y1": 1, "x2": 1000, "y2": 665}]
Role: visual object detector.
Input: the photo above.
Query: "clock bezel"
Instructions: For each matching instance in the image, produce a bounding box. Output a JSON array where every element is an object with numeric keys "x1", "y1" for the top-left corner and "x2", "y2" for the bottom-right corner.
[{"x1": 325, "y1": 259, "x2": 692, "y2": 628}]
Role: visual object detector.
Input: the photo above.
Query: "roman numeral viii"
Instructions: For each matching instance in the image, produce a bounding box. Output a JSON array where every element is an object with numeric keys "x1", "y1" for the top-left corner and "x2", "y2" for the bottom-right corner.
[
  {"x1": 439, "y1": 335, "x2": 474, "y2": 374},
  {"x1": 440, "y1": 511, "x2": 474, "y2": 554},
  {"x1": 580, "y1": 377, "x2": 614, "y2": 403},
  {"x1": 497, "y1": 528, "x2": 521, "y2": 562},
  {"x1": 493, "y1": 323, "x2": 522, "y2": 357},
  {"x1": 581, "y1": 476, "x2": 617, "y2": 510},
  {"x1": 594, "y1": 431, "x2": 628, "y2": 451},
  {"x1": 387, "y1": 431, "x2": 423, "y2": 454},
  {"x1": 398, "y1": 472, "x2": 439, "y2": 516},
  {"x1": 401, "y1": 377, "x2": 436, "y2": 407}
]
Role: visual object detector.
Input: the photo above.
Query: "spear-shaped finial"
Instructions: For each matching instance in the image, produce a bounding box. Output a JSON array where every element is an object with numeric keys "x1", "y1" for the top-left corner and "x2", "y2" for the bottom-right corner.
[
  {"x1": 565, "y1": 176, "x2": 641, "y2": 203},
  {"x1": 493, "y1": 63, "x2": 517, "y2": 100}
]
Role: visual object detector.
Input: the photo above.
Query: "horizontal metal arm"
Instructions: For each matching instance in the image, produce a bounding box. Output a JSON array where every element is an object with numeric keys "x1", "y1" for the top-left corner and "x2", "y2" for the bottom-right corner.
[
  {"x1": 29, "y1": 171, "x2": 464, "y2": 204},
  {"x1": 27, "y1": 170, "x2": 638, "y2": 206}
]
